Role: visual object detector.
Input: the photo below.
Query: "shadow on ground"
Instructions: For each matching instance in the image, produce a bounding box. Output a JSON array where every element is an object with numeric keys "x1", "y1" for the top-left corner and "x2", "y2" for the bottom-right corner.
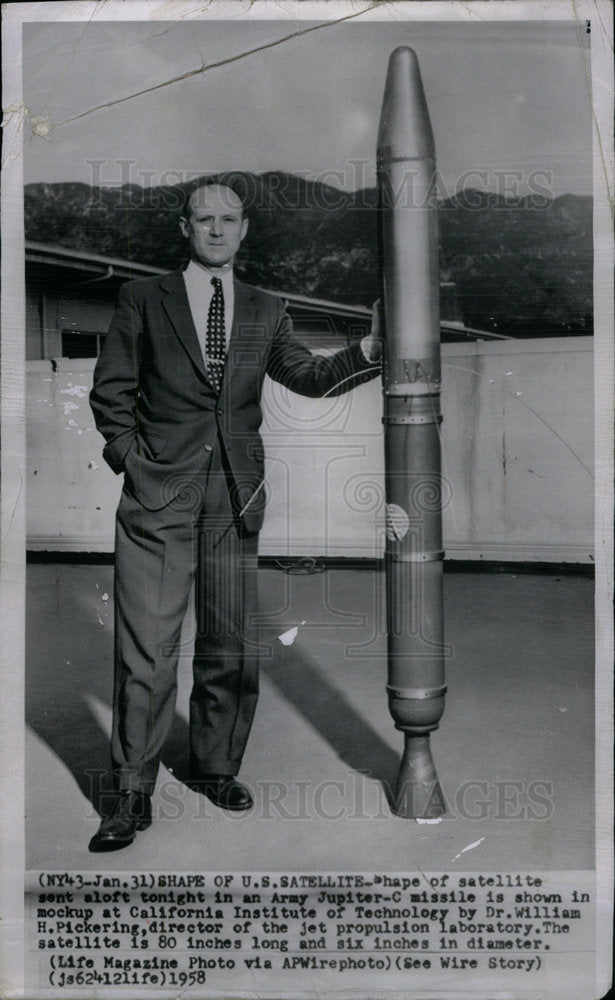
[{"x1": 26, "y1": 564, "x2": 398, "y2": 817}]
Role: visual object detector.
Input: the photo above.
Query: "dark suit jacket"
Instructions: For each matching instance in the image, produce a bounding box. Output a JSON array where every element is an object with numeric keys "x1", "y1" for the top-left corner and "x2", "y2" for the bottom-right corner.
[{"x1": 90, "y1": 268, "x2": 379, "y2": 532}]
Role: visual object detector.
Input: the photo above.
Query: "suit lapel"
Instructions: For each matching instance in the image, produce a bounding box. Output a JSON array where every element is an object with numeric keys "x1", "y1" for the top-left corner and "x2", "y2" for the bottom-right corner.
[
  {"x1": 160, "y1": 269, "x2": 208, "y2": 379},
  {"x1": 221, "y1": 279, "x2": 261, "y2": 390},
  {"x1": 160, "y1": 270, "x2": 264, "y2": 389}
]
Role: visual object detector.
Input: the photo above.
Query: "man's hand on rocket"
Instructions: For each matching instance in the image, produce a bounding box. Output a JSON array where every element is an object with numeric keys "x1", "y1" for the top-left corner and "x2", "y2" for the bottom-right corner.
[{"x1": 360, "y1": 298, "x2": 384, "y2": 363}]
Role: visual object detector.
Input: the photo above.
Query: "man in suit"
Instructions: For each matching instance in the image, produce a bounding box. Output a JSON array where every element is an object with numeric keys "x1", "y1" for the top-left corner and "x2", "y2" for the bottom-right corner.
[{"x1": 89, "y1": 176, "x2": 381, "y2": 850}]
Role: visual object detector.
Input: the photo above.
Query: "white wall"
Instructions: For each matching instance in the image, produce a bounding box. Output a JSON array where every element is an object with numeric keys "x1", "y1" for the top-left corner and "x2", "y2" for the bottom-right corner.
[{"x1": 26, "y1": 337, "x2": 594, "y2": 562}]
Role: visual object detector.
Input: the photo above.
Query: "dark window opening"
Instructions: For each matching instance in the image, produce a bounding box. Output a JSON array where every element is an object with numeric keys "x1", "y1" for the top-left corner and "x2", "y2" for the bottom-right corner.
[{"x1": 61, "y1": 329, "x2": 106, "y2": 358}]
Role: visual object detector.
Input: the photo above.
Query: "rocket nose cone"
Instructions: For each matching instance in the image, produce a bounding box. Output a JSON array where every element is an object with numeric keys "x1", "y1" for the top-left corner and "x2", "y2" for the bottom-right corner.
[
  {"x1": 391, "y1": 45, "x2": 420, "y2": 68},
  {"x1": 377, "y1": 46, "x2": 435, "y2": 161}
]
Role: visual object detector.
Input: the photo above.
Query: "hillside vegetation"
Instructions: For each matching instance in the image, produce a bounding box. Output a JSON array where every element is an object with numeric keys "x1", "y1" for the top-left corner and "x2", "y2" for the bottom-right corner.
[{"x1": 25, "y1": 173, "x2": 593, "y2": 337}]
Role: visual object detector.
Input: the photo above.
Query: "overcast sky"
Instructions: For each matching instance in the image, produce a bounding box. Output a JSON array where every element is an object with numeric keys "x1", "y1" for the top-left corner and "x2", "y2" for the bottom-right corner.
[{"x1": 23, "y1": 16, "x2": 592, "y2": 198}]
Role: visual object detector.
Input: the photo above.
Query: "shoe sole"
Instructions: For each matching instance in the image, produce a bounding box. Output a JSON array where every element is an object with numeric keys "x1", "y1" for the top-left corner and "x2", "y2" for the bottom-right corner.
[
  {"x1": 203, "y1": 793, "x2": 253, "y2": 812},
  {"x1": 93, "y1": 817, "x2": 152, "y2": 846}
]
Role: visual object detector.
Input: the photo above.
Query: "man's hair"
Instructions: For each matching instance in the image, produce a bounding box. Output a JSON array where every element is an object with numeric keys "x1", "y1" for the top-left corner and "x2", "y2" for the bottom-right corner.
[{"x1": 180, "y1": 173, "x2": 251, "y2": 219}]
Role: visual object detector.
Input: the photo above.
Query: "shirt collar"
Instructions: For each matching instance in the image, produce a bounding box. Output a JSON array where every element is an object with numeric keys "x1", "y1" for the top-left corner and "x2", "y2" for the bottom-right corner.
[{"x1": 185, "y1": 259, "x2": 234, "y2": 290}]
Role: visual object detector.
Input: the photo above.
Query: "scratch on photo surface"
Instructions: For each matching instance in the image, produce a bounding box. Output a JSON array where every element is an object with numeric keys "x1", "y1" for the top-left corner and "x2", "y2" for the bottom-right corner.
[
  {"x1": 0, "y1": 463, "x2": 23, "y2": 544},
  {"x1": 11, "y1": 1, "x2": 107, "y2": 164},
  {"x1": 416, "y1": 869, "x2": 432, "y2": 890},
  {"x1": 441, "y1": 362, "x2": 485, "y2": 380},
  {"x1": 278, "y1": 621, "x2": 307, "y2": 646},
  {"x1": 452, "y1": 836, "x2": 485, "y2": 861},
  {"x1": 1, "y1": 102, "x2": 30, "y2": 170},
  {"x1": 515, "y1": 396, "x2": 594, "y2": 478},
  {"x1": 30, "y1": 114, "x2": 51, "y2": 137},
  {"x1": 443, "y1": 360, "x2": 593, "y2": 478},
  {"x1": 55, "y1": 3, "x2": 380, "y2": 127},
  {"x1": 41, "y1": 0, "x2": 108, "y2": 120}
]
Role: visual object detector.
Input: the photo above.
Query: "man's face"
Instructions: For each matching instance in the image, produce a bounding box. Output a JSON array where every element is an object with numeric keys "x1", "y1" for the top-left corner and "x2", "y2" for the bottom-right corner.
[{"x1": 180, "y1": 184, "x2": 248, "y2": 269}]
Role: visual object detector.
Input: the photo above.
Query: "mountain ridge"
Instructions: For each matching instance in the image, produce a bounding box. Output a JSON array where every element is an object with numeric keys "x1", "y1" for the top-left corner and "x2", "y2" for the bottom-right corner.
[{"x1": 24, "y1": 172, "x2": 593, "y2": 336}]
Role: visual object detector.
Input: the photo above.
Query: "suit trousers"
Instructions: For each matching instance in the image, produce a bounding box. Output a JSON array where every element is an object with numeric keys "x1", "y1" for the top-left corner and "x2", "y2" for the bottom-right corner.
[{"x1": 111, "y1": 442, "x2": 260, "y2": 795}]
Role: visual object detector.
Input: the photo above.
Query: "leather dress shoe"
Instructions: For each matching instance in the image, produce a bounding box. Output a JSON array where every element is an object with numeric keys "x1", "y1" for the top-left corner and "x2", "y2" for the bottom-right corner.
[
  {"x1": 89, "y1": 791, "x2": 152, "y2": 851},
  {"x1": 198, "y1": 775, "x2": 253, "y2": 811}
]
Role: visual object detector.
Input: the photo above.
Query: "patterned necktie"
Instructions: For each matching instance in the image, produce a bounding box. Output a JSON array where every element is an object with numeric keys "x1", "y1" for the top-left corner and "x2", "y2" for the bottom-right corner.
[{"x1": 205, "y1": 276, "x2": 226, "y2": 392}]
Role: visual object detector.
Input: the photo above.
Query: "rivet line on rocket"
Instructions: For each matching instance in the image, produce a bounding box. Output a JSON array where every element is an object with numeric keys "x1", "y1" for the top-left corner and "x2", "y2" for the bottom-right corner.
[{"x1": 383, "y1": 413, "x2": 443, "y2": 425}]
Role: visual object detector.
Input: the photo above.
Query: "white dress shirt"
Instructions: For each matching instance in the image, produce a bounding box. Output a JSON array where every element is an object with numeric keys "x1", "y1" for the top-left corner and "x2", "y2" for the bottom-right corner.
[
  {"x1": 184, "y1": 259, "x2": 380, "y2": 367},
  {"x1": 183, "y1": 260, "x2": 235, "y2": 368}
]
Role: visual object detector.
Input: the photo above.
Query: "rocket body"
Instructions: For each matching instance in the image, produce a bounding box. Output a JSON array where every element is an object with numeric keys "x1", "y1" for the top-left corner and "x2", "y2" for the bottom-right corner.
[{"x1": 378, "y1": 47, "x2": 446, "y2": 818}]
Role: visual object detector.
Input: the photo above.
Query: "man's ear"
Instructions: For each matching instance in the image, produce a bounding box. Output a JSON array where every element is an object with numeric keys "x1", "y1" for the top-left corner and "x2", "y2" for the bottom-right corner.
[
  {"x1": 179, "y1": 216, "x2": 189, "y2": 239},
  {"x1": 240, "y1": 217, "x2": 249, "y2": 242}
]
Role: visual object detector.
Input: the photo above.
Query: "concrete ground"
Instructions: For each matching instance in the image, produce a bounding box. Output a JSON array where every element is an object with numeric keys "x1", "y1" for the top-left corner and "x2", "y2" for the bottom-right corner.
[{"x1": 26, "y1": 563, "x2": 594, "y2": 871}]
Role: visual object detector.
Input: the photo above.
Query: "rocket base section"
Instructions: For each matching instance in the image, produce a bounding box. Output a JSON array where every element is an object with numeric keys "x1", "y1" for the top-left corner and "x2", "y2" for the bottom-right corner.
[{"x1": 392, "y1": 733, "x2": 446, "y2": 818}]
